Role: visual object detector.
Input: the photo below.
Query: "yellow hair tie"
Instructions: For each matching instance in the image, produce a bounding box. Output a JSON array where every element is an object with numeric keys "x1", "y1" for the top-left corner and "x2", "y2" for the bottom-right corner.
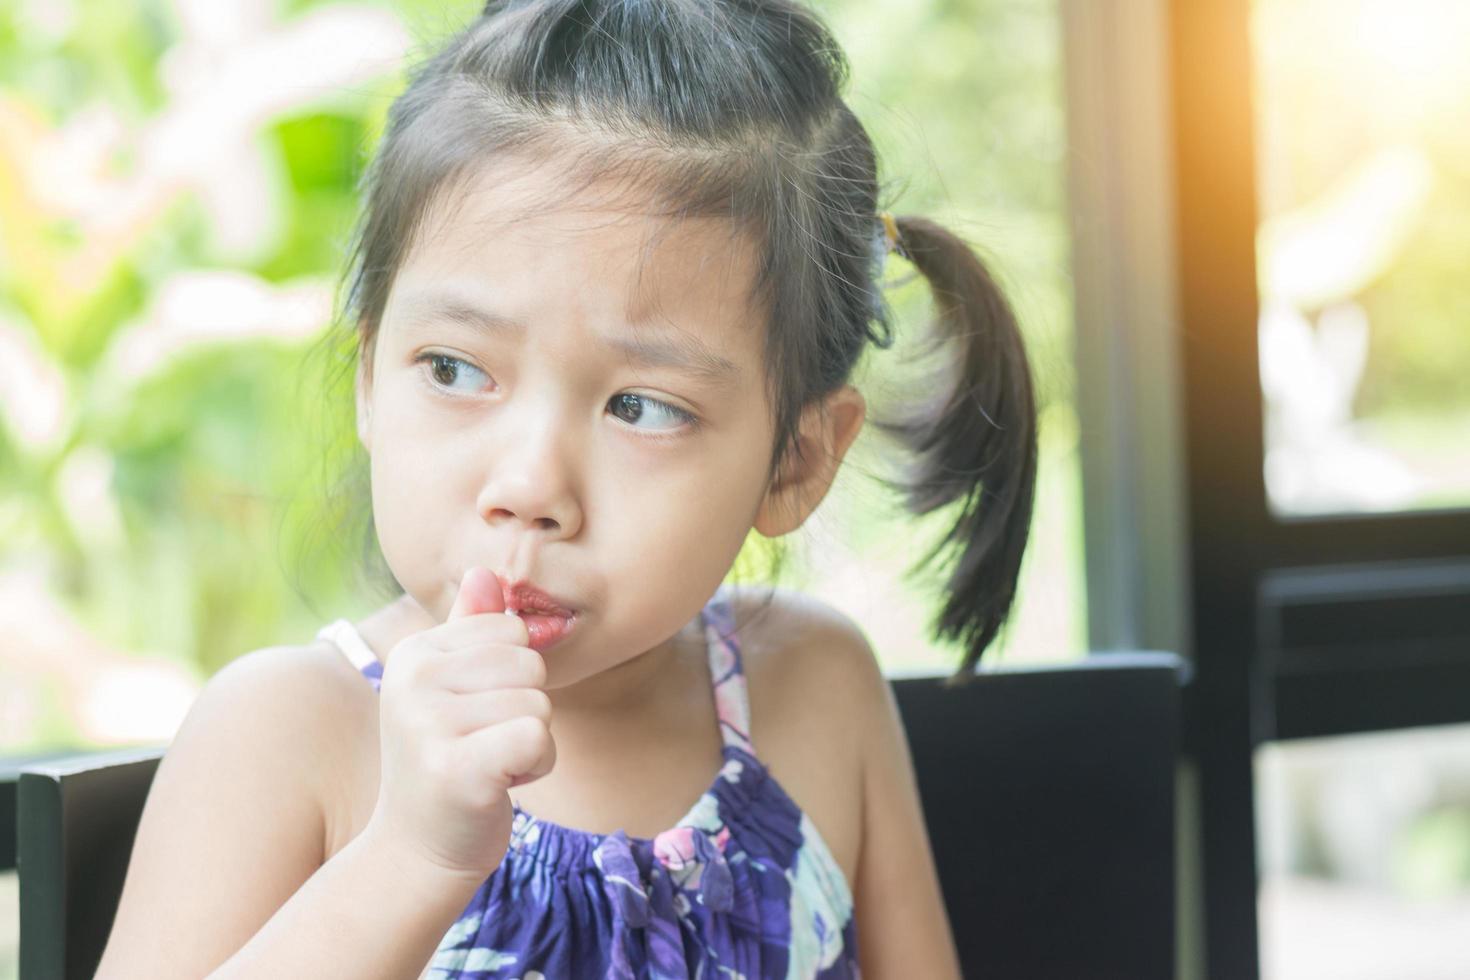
[{"x1": 879, "y1": 211, "x2": 908, "y2": 260}]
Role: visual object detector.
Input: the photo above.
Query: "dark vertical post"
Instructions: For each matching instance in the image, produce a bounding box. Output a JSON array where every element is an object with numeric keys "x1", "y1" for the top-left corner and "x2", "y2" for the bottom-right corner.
[{"x1": 1167, "y1": 0, "x2": 1269, "y2": 976}]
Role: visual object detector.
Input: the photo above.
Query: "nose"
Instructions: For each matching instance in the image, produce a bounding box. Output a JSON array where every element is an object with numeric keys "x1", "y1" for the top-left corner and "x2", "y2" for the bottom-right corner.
[{"x1": 473, "y1": 409, "x2": 582, "y2": 540}]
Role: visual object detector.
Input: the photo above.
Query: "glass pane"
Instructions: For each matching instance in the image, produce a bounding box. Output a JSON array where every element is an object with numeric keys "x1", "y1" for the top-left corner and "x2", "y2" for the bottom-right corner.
[
  {"x1": 1251, "y1": 0, "x2": 1470, "y2": 516},
  {"x1": 1256, "y1": 726, "x2": 1470, "y2": 979}
]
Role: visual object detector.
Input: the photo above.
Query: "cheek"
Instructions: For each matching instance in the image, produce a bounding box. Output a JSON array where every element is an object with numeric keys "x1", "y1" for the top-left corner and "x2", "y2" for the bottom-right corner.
[
  {"x1": 369, "y1": 378, "x2": 480, "y2": 488},
  {"x1": 370, "y1": 454, "x2": 431, "y2": 568},
  {"x1": 367, "y1": 418, "x2": 459, "y2": 583},
  {"x1": 601, "y1": 435, "x2": 765, "y2": 554},
  {"x1": 599, "y1": 461, "x2": 765, "y2": 620}
]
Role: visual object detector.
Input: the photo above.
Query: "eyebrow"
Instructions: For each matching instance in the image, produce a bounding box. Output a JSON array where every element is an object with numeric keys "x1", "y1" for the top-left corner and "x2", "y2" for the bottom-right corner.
[{"x1": 396, "y1": 293, "x2": 744, "y2": 390}]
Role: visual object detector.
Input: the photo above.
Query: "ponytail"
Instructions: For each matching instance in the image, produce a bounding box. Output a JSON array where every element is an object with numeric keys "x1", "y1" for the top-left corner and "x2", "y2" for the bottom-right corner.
[{"x1": 873, "y1": 215, "x2": 1038, "y2": 680}]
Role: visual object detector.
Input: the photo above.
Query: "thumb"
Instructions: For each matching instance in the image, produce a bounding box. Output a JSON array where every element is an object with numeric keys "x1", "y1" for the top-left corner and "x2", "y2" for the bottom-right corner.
[{"x1": 449, "y1": 566, "x2": 506, "y2": 620}]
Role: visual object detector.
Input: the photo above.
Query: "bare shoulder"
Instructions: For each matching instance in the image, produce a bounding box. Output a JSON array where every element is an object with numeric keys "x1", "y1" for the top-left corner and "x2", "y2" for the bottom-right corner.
[
  {"x1": 95, "y1": 639, "x2": 372, "y2": 976},
  {"x1": 208, "y1": 638, "x2": 369, "y2": 718},
  {"x1": 206, "y1": 639, "x2": 378, "y2": 838},
  {"x1": 725, "y1": 584, "x2": 887, "y2": 723},
  {"x1": 155, "y1": 638, "x2": 371, "y2": 856},
  {"x1": 196, "y1": 639, "x2": 373, "y2": 780}
]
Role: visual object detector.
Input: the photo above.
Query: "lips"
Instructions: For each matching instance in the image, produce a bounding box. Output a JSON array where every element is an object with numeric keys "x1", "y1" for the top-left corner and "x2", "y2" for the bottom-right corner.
[
  {"x1": 499, "y1": 578, "x2": 577, "y2": 653},
  {"x1": 502, "y1": 579, "x2": 576, "y2": 618},
  {"x1": 520, "y1": 612, "x2": 576, "y2": 652}
]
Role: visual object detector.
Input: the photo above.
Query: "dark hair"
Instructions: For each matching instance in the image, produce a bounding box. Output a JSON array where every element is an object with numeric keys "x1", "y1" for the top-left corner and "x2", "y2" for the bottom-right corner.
[{"x1": 299, "y1": 0, "x2": 1036, "y2": 678}]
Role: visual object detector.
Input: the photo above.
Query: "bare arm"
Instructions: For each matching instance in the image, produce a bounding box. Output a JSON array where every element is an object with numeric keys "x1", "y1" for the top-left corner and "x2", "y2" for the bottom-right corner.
[
  {"x1": 206, "y1": 819, "x2": 480, "y2": 979},
  {"x1": 851, "y1": 654, "x2": 963, "y2": 977},
  {"x1": 95, "y1": 647, "x2": 480, "y2": 980}
]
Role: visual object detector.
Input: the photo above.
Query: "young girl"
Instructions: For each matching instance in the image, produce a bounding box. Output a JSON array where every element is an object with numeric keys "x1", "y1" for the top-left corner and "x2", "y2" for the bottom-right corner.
[{"x1": 96, "y1": 0, "x2": 1036, "y2": 976}]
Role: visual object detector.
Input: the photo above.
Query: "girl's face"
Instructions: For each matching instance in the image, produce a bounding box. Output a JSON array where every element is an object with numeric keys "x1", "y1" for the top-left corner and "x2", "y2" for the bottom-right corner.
[{"x1": 356, "y1": 158, "x2": 857, "y2": 694}]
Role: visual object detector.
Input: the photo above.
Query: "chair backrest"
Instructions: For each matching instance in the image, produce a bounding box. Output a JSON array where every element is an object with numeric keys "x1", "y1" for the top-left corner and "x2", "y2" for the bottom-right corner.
[
  {"x1": 2, "y1": 750, "x2": 98, "y2": 873},
  {"x1": 891, "y1": 652, "x2": 1186, "y2": 980},
  {"x1": 14, "y1": 654, "x2": 1185, "y2": 979},
  {"x1": 16, "y1": 746, "x2": 165, "y2": 980}
]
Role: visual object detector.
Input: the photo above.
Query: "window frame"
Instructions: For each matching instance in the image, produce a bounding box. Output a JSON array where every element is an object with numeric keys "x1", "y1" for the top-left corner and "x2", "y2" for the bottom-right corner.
[{"x1": 1064, "y1": 1, "x2": 1470, "y2": 978}]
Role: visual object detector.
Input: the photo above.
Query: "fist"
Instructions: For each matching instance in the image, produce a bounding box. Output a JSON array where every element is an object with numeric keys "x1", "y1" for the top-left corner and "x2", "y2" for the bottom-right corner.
[{"x1": 366, "y1": 567, "x2": 556, "y2": 881}]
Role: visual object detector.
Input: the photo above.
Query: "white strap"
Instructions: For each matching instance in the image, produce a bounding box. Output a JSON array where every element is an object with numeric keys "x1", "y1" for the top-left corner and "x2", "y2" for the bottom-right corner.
[{"x1": 316, "y1": 618, "x2": 381, "y2": 673}]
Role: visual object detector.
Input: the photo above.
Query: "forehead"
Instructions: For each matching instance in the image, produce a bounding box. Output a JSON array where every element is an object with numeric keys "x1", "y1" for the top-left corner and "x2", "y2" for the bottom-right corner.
[{"x1": 389, "y1": 156, "x2": 767, "y2": 372}]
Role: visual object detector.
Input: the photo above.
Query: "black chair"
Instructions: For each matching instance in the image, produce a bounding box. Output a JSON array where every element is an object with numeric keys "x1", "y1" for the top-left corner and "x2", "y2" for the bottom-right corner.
[
  {"x1": 11, "y1": 747, "x2": 166, "y2": 980},
  {"x1": 891, "y1": 652, "x2": 1187, "y2": 980},
  {"x1": 9, "y1": 653, "x2": 1185, "y2": 979}
]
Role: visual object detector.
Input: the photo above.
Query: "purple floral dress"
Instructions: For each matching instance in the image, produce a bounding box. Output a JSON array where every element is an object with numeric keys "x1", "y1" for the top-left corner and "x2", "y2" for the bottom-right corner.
[{"x1": 317, "y1": 588, "x2": 861, "y2": 979}]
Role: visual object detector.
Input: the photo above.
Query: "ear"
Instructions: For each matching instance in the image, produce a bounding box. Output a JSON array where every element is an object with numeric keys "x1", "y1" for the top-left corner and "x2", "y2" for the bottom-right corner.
[
  {"x1": 355, "y1": 336, "x2": 375, "y2": 451},
  {"x1": 754, "y1": 385, "x2": 866, "y2": 538}
]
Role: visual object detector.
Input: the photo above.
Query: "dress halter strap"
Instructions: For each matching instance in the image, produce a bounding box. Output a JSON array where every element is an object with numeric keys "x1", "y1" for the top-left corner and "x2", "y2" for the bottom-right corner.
[
  {"x1": 702, "y1": 590, "x2": 754, "y2": 755},
  {"x1": 317, "y1": 618, "x2": 384, "y2": 692}
]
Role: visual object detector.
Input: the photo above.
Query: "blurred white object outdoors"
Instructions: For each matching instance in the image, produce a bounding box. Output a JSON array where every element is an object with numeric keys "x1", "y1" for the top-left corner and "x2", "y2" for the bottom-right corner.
[{"x1": 1257, "y1": 145, "x2": 1433, "y2": 515}]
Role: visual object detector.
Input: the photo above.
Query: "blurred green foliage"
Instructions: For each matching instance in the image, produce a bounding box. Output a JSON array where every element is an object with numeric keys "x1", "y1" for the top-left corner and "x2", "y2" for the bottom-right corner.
[{"x1": 0, "y1": 0, "x2": 1083, "y2": 753}]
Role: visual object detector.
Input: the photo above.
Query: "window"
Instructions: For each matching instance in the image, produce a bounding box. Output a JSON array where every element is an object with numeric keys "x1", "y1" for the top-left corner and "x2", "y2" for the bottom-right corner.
[{"x1": 1252, "y1": 0, "x2": 1470, "y2": 516}]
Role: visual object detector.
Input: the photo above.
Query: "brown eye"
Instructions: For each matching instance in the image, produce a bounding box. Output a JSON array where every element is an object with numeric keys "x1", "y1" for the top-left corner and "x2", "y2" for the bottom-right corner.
[
  {"x1": 430, "y1": 356, "x2": 456, "y2": 386},
  {"x1": 417, "y1": 353, "x2": 490, "y2": 393},
  {"x1": 608, "y1": 393, "x2": 697, "y2": 433}
]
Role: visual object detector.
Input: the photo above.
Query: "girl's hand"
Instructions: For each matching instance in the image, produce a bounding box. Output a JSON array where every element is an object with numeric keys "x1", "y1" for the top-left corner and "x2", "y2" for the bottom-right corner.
[{"x1": 367, "y1": 566, "x2": 555, "y2": 884}]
